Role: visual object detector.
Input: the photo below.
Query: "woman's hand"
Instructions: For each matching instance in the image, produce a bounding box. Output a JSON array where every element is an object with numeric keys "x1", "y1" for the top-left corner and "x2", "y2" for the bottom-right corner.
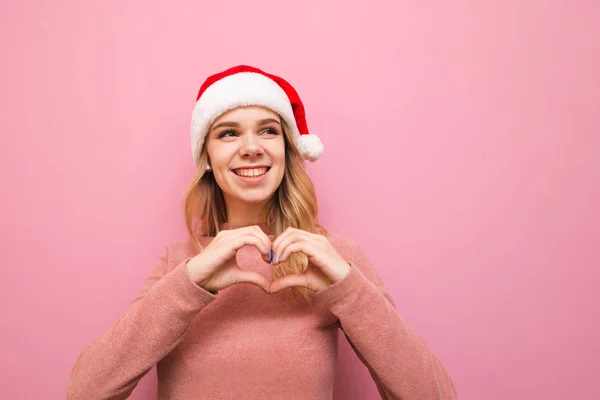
[
  {"x1": 269, "y1": 228, "x2": 351, "y2": 293},
  {"x1": 186, "y1": 226, "x2": 272, "y2": 293}
]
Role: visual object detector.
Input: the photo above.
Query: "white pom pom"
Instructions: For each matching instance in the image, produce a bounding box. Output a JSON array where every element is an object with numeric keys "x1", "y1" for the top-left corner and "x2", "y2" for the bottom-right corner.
[{"x1": 296, "y1": 134, "x2": 324, "y2": 162}]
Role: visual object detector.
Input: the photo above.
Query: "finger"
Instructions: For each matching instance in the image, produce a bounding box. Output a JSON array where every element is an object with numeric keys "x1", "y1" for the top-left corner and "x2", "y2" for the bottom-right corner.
[
  {"x1": 251, "y1": 225, "x2": 273, "y2": 262},
  {"x1": 270, "y1": 227, "x2": 296, "y2": 258},
  {"x1": 272, "y1": 229, "x2": 307, "y2": 263},
  {"x1": 228, "y1": 234, "x2": 270, "y2": 265},
  {"x1": 235, "y1": 270, "x2": 271, "y2": 293},
  {"x1": 243, "y1": 226, "x2": 272, "y2": 261},
  {"x1": 269, "y1": 274, "x2": 310, "y2": 293},
  {"x1": 276, "y1": 233, "x2": 319, "y2": 265},
  {"x1": 277, "y1": 241, "x2": 314, "y2": 264},
  {"x1": 227, "y1": 226, "x2": 269, "y2": 249},
  {"x1": 231, "y1": 230, "x2": 270, "y2": 257}
]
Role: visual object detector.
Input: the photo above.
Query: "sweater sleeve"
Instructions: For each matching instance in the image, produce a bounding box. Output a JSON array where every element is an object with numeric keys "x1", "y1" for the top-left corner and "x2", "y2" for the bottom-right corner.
[
  {"x1": 312, "y1": 242, "x2": 457, "y2": 400},
  {"x1": 66, "y1": 246, "x2": 218, "y2": 400}
]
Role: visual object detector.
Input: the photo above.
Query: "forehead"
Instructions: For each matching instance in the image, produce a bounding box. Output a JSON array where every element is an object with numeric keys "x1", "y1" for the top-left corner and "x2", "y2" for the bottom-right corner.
[{"x1": 212, "y1": 106, "x2": 280, "y2": 125}]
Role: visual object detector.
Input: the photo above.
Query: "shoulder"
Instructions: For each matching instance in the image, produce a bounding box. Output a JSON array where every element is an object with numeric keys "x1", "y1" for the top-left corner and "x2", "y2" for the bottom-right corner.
[
  {"x1": 321, "y1": 229, "x2": 362, "y2": 260},
  {"x1": 322, "y1": 229, "x2": 394, "y2": 300},
  {"x1": 163, "y1": 236, "x2": 212, "y2": 266}
]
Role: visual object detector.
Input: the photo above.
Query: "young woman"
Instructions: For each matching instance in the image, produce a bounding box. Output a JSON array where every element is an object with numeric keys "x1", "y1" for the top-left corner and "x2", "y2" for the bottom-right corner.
[{"x1": 67, "y1": 65, "x2": 457, "y2": 399}]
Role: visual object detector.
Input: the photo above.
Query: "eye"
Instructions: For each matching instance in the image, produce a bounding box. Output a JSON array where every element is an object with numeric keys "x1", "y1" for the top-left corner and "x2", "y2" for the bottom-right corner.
[
  {"x1": 261, "y1": 127, "x2": 280, "y2": 135},
  {"x1": 217, "y1": 130, "x2": 238, "y2": 138}
]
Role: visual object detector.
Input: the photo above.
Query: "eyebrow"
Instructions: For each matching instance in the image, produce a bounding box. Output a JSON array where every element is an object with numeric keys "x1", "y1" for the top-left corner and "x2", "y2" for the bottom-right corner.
[{"x1": 211, "y1": 118, "x2": 281, "y2": 131}]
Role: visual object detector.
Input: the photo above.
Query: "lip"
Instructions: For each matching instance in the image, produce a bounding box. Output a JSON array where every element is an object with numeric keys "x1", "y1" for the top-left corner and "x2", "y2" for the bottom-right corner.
[
  {"x1": 232, "y1": 165, "x2": 271, "y2": 170},
  {"x1": 231, "y1": 166, "x2": 271, "y2": 184}
]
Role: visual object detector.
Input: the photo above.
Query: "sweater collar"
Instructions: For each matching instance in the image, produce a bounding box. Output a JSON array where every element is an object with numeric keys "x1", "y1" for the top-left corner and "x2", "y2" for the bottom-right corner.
[{"x1": 220, "y1": 221, "x2": 273, "y2": 235}]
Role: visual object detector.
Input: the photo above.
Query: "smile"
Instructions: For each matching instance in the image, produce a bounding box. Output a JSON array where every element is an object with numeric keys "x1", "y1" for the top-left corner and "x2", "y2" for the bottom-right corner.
[
  {"x1": 232, "y1": 167, "x2": 270, "y2": 177},
  {"x1": 230, "y1": 166, "x2": 271, "y2": 184}
]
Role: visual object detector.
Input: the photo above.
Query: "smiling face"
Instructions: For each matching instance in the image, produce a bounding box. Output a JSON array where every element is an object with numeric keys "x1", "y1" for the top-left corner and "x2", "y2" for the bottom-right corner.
[{"x1": 205, "y1": 106, "x2": 286, "y2": 219}]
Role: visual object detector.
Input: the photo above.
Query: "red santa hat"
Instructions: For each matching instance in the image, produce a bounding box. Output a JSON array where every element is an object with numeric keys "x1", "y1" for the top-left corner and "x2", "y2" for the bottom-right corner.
[{"x1": 190, "y1": 65, "x2": 323, "y2": 166}]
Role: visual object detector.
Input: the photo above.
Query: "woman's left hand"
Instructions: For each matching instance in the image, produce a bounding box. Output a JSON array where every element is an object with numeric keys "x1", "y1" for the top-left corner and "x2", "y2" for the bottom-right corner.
[{"x1": 269, "y1": 228, "x2": 351, "y2": 293}]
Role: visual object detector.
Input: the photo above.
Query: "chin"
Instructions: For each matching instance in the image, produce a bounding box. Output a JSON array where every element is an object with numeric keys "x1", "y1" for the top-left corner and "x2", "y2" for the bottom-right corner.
[
  {"x1": 220, "y1": 171, "x2": 283, "y2": 206},
  {"x1": 234, "y1": 190, "x2": 276, "y2": 204}
]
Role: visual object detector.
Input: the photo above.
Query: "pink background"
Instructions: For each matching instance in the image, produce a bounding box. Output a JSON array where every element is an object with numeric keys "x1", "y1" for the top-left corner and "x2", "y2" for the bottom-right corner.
[{"x1": 1, "y1": 1, "x2": 599, "y2": 399}]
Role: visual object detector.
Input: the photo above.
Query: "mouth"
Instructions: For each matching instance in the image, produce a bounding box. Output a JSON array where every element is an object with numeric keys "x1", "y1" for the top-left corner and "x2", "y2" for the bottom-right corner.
[{"x1": 231, "y1": 166, "x2": 271, "y2": 183}]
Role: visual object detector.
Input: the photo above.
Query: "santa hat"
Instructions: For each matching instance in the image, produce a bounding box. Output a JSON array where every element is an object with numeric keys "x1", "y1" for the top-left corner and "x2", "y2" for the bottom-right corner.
[{"x1": 190, "y1": 65, "x2": 323, "y2": 166}]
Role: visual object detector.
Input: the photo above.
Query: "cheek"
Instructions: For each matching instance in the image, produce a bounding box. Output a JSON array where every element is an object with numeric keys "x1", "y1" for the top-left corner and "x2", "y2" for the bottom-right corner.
[
  {"x1": 274, "y1": 149, "x2": 286, "y2": 179},
  {"x1": 206, "y1": 144, "x2": 231, "y2": 168},
  {"x1": 275, "y1": 148, "x2": 286, "y2": 163},
  {"x1": 272, "y1": 138, "x2": 286, "y2": 161}
]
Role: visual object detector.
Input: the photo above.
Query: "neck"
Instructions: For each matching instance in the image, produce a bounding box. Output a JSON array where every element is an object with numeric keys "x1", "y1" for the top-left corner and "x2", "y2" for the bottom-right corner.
[{"x1": 224, "y1": 198, "x2": 268, "y2": 226}]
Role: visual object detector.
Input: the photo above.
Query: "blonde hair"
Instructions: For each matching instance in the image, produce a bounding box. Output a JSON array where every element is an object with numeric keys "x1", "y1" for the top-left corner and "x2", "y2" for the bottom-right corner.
[{"x1": 182, "y1": 118, "x2": 327, "y2": 304}]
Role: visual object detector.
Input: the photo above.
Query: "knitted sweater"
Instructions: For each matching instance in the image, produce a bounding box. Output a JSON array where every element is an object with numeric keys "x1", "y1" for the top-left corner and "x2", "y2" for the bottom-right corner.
[{"x1": 67, "y1": 223, "x2": 456, "y2": 399}]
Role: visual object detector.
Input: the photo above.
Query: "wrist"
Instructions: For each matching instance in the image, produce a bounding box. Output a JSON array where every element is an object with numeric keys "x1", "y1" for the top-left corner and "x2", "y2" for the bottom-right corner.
[
  {"x1": 186, "y1": 260, "x2": 218, "y2": 294},
  {"x1": 195, "y1": 277, "x2": 219, "y2": 295}
]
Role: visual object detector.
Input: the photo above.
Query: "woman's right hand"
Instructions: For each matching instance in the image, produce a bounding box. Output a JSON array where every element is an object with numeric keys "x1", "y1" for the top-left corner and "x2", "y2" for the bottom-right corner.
[{"x1": 185, "y1": 225, "x2": 273, "y2": 293}]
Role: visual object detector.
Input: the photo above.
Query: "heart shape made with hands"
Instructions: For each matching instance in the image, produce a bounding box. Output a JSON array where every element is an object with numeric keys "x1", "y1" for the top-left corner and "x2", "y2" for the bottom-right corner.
[
  {"x1": 235, "y1": 248, "x2": 332, "y2": 294},
  {"x1": 231, "y1": 228, "x2": 352, "y2": 294}
]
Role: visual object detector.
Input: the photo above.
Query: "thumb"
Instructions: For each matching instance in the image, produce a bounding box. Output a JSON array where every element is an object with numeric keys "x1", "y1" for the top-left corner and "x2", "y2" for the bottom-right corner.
[
  {"x1": 269, "y1": 274, "x2": 310, "y2": 294},
  {"x1": 235, "y1": 270, "x2": 271, "y2": 293}
]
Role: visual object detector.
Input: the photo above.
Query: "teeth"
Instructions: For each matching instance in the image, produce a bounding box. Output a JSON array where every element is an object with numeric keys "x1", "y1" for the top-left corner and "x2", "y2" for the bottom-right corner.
[{"x1": 233, "y1": 167, "x2": 268, "y2": 177}]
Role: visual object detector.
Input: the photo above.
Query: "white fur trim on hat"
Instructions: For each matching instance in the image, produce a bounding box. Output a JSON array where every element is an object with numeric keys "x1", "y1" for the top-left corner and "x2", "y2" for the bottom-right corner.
[
  {"x1": 191, "y1": 72, "x2": 301, "y2": 165},
  {"x1": 296, "y1": 134, "x2": 324, "y2": 162}
]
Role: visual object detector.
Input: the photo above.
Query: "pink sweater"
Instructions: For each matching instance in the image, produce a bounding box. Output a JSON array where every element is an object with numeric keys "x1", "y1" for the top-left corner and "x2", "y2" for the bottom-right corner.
[{"x1": 67, "y1": 223, "x2": 456, "y2": 399}]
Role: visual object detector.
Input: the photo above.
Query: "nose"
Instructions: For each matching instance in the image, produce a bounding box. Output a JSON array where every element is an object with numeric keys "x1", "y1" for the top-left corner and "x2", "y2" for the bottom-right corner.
[{"x1": 239, "y1": 133, "x2": 264, "y2": 157}]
